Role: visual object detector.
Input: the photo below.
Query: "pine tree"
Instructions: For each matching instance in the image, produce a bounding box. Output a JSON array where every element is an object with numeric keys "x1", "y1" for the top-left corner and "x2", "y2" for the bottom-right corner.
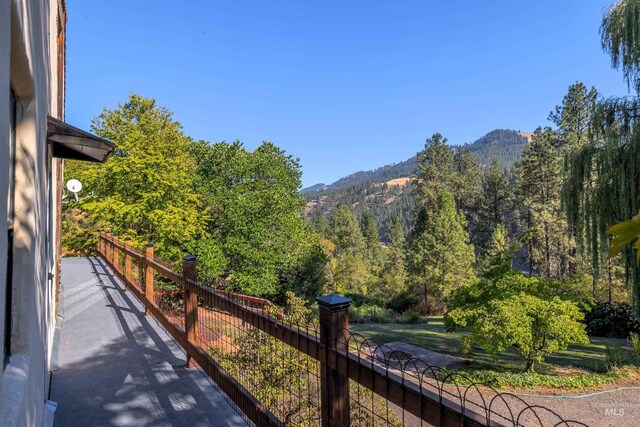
[
  {"x1": 312, "y1": 212, "x2": 330, "y2": 238},
  {"x1": 406, "y1": 190, "x2": 476, "y2": 314},
  {"x1": 331, "y1": 203, "x2": 365, "y2": 255},
  {"x1": 516, "y1": 128, "x2": 575, "y2": 278},
  {"x1": 360, "y1": 211, "x2": 383, "y2": 269},
  {"x1": 374, "y1": 215, "x2": 408, "y2": 301},
  {"x1": 549, "y1": 82, "x2": 598, "y2": 151},
  {"x1": 451, "y1": 147, "x2": 481, "y2": 217},
  {"x1": 476, "y1": 161, "x2": 512, "y2": 250},
  {"x1": 415, "y1": 133, "x2": 454, "y2": 210},
  {"x1": 329, "y1": 204, "x2": 371, "y2": 294}
]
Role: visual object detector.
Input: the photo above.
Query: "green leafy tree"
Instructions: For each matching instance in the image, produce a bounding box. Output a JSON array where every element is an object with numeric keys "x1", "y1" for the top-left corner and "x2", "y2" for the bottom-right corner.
[
  {"x1": 446, "y1": 270, "x2": 590, "y2": 371},
  {"x1": 406, "y1": 190, "x2": 476, "y2": 314},
  {"x1": 189, "y1": 139, "x2": 315, "y2": 297},
  {"x1": 601, "y1": 0, "x2": 640, "y2": 93},
  {"x1": 472, "y1": 294, "x2": 589, "y2": 372},
  {"x1": 481, "y1": 223, "x2": 512, "y2": 275},
  {"x1": 565, "y1": 1, "x2": 640, "y2": 311},
  {"x1": 64, "y1": 94, "x2": 207, "y2": 261}
]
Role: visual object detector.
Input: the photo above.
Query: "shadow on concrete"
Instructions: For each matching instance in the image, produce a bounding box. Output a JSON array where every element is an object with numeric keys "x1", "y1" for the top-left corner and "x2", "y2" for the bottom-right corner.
[{"x1": 51, "y1": 257, "x2": 246, "y2": 427}]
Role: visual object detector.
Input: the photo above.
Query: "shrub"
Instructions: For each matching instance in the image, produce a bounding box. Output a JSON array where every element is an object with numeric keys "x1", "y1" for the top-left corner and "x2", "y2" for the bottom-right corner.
[
  {"x1": 386, "y1": 291, "x2": 416, "y2": 314},
  {"x1": 605, "y1": 341, "x2": 623, "y2": 370},
  {"x1": 397, "y1": 310, "x2": 422, "y2": 324},
  {"x1": 630, "y1": 332, "x2": 640, "y2": 356},
  {"x1": 449, "y1": 293, "x2": 589, "y2": 372},
  {"x1": 349, "y1": 304, "x2": 394, "y2": 323},
  {"x1": 584, "y1": 302, "x2": 640, "y2": 338}
]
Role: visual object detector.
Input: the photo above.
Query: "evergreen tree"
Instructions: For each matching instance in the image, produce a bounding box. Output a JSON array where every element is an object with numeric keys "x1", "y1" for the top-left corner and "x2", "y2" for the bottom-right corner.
[
  {"x1": 476, "y1": 161, "x2": 512, "y2": 249},
  {"x1": 415, "y1": 133, "x2": 454, "y2": 210},
  {"x1": 549, "y1": 82, "x2": 598, "y2": 151},
  {"x1": 374, "y1": 215, "x2": 407, "y2": 302},
  {"x1": 516, "y1": 128, "x2": 575, "y2": 278},
  {"x1": 330, "y1": 204, "x2": 371, "y2": 294},
  {"x1": 406, "y1": 190, "x2": 476, "y2": 314},
  {"x1": 312, "y1": 212, "x2": 330, "y2": 238},
  {"x1": 360, "y1": 211, "x2": 383, "y2": 269},
  {"x1": 452, "y1": 147, "x2": 481, "y2": 217},
  {"x1": 331, "y1": 203, "x2": 365, "y2": 255}
]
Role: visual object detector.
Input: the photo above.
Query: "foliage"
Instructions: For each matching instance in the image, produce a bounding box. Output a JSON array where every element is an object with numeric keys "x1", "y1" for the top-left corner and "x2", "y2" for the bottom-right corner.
[
  {"x1": 372, "y1": 215, "x2": 407, "y2": 303},
  {"x1": 209, "y1": 292, "x2": 320, "y2": 424},
  {"x1": 475, "y1": 161, "x2": 512, "y2": 250},
  {"x1": 584, "y1": 301, "x2": 640, "y2": 338},
  {"x1": 396, "y1": 310, "x2": 422, "y2": 324},
  {"x1": 64, "y1": 94, "x2": 207, "y2": 262},
  {"x1": 451, "y1": 365, "x2": 633, "y2": 390},
  {"x1": 455, "y1": 293, "x2": 588, "y2": 371},
  {"x1": 607, "y1": 211, "x2": 640, "y2": 260},
  {"x1": 349, "y1": 304, "x2": 395, "y2": 324},
  {"x1": 61, "y1": 207, "x2": 98, "y2": 255},
  {"x1": 516, "y1": 127, "x2": 576, "y2": 278},
  {"x1": 331, "y1": 203, "x2": 366, "y2": 255},
  {"x1": 605, "y1": 341, "x2": 623, "y2": 370},
  {"x1": 629, "y1": 332, "x2": 640, "y2": 355},
  {"x1": 406, "y1": 190, "x2": 476, "y2": 314},
  {"x1": 446, "y1": 269, "x2": 591, "y2": 371},
  {"x1": 601, "y1": 0, "x2": 640, "y2": 93},
  {"x1": 414, "y1": 133, "x2": 455, "y2": 210},
  {"x1": 188, "y1": 139, "x2": 317, "y2": 297}
]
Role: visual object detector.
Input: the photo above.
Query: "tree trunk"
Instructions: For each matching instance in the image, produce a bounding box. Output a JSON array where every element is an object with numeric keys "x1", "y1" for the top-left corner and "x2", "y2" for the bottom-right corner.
[{"x1": 525, "y1": 359, "x2": 535, "y2": 372}]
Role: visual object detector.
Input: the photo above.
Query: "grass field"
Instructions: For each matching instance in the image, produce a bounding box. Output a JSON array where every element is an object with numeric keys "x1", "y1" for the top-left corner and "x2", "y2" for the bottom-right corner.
[{"x1": 350, "y1": 317, "x2": 640, "y2": 390}]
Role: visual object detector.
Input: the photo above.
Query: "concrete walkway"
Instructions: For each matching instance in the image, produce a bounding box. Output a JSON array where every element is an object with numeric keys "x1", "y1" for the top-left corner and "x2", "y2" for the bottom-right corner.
[{"x1": 51, "y1": 257, "x2": 248, "y2": 427}]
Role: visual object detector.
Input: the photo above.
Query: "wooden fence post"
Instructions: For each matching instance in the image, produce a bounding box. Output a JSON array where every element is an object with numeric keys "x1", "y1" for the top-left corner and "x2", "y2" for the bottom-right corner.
[
  {"x1": 124, "y1": 238, "x2": 132, "y2": 290},
  {"x1": 317, "y1": 294, "x2": 352, "y2": 427},
  {"x1": 183, "y1": 254, "x2": 198, "y2": 368},
  {"x1": 112, "y1": 234, "x2": 119, "y2": 273},
  {"x1": 105, "y1": 231, "x2": 112, "y2": 264},
  {"x1": 145, "y1": 243, "x2": 154, "y2": 314}
]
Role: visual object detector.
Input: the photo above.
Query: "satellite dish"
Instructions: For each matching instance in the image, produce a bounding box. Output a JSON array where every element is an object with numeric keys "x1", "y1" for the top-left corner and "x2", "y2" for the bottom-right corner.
[{"x1": 66, "y1": 179, "x2": 83, "y2": 193}]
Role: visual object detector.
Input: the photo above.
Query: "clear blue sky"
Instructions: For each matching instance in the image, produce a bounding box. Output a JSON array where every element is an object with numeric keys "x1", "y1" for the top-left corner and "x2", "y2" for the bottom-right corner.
[{"x1": 66, "y1": 1, "x2": 630, "y2": 188}]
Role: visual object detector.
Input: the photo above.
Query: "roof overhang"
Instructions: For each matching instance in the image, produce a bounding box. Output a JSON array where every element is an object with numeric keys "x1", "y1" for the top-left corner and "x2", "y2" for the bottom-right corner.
[{"x1": 47, "y1": 115, "x2": 115, "y2": 163}]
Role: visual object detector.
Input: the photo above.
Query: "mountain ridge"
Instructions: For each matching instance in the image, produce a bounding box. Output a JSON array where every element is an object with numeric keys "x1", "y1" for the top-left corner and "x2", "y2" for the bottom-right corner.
[{"x1": 302, "y1": 129, "x2": 528, "y2": 194}]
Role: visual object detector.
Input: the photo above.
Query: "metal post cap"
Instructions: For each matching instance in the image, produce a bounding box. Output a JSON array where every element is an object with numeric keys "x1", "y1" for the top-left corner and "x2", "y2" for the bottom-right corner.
[{"x1": 316, "y1": 294, "x2": 351, "y2": 309}]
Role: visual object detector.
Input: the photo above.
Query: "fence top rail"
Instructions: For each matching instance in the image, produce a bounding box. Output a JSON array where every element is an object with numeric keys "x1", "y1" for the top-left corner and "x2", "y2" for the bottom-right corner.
[{"x1": 97, "y1": 232, "x2": 588, "y2": 427}]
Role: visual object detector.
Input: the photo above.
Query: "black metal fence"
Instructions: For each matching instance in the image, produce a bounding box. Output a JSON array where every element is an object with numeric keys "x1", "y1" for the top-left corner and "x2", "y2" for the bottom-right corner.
[{"x1": 97, "y1": 232, "x2": 589, "y2": 427}]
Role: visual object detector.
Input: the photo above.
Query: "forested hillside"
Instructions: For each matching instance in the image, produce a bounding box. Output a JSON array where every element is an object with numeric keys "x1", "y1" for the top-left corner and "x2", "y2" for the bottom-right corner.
[{"x1": 303, "y1": 129, "x2": 527, "y2": 238}]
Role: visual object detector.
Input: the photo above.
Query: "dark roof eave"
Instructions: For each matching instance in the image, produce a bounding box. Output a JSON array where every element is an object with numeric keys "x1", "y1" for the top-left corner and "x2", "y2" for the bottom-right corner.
[{"x1": 47, "y1": 115, "x2": 114, "y2": 163}]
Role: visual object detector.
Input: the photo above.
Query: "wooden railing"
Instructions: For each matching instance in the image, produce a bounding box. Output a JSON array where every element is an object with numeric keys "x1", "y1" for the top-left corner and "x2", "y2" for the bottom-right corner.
[{"x1": 96, "y1": 231, "x2": 587, "y2": 427}]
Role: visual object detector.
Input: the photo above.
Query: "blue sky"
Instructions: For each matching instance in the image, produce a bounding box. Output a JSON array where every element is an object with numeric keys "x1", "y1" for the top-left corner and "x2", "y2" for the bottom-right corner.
[{"x1": 66, "y1": 1, "x2": 630, "y2": 188}]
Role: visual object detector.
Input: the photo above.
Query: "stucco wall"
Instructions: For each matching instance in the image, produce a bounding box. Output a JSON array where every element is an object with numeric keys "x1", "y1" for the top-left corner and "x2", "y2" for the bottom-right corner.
[{"x1": 0, "y1": 0, "x2": 63, "y2": 426}]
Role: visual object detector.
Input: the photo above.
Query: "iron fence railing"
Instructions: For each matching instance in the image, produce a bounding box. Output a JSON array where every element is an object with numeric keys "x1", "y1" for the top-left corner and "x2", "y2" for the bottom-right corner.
[{"x1": 96, "y1": 231, "x2": 589, "y2": 427}]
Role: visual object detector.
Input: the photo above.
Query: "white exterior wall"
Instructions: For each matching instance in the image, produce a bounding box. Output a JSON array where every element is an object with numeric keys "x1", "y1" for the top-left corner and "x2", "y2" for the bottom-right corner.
[{"x1": 0, "y1": 0, "x2": 64, "y2": 425}]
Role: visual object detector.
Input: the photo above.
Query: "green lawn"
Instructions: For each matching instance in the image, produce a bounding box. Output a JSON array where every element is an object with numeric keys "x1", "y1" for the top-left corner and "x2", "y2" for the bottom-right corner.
[{"x1": 350, "y1": 317, "x2": 638, "y2": 375}]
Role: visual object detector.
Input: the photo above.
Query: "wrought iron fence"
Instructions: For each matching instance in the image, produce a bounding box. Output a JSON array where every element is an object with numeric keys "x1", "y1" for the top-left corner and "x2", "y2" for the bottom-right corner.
[{"x1": 96, "y1": 231, "x2": 589, "y2": 427}]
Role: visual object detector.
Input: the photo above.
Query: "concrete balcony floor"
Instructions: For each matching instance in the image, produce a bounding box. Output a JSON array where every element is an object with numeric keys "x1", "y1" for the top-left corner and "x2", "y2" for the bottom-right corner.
[{"x1": 50, "y1": 257, "x2": 247, "y2": 427}]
